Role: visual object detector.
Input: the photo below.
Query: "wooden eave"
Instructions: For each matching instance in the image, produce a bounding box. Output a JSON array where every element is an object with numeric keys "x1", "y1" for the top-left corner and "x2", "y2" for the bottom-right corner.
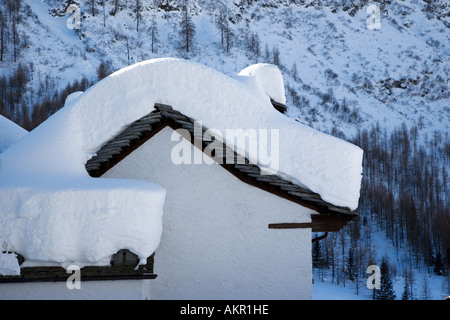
[
  {"x1": 269, "y1": 214, "x2": 353, "y2": 233},
  {"x1": 0, "y1": 266, "x2": 157, "y2": 284},
  {"x1": 85, "y1": 103, "x2": 359, "y2": 233},
  {"x1": 271, "y1": 99, "x2": 288, "y2": 114},
  {"x1": 0, "y1": 252, "x2": 156, "y2": 283}
]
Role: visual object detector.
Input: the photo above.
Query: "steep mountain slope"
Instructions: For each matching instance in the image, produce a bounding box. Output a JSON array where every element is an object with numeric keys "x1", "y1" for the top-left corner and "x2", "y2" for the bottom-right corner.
[{"x1": 2, "y1": 0, "x2": 448, "y2": 139}]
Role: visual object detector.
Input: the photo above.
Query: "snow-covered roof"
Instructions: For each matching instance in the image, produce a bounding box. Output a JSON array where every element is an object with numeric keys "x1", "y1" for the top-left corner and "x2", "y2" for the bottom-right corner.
[
  {"x1": 0, "y1": 58, "x2": 363, "y2": 271},
  {"x1": 86, "y1": 103, "x2": 358, "y2": 224},
  {"x1": 0, "y1": 115, "x2": 27, "y2": 153},
  {"x1": 73, "y1": 58, "x2": 362, "y2": 209}
]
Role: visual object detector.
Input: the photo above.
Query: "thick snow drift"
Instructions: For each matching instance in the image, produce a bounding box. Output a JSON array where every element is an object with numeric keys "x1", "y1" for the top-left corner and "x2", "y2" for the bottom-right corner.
[
  {"x1": 0, "y1": 178, "x2": 165, "y2": 269},
  {"x1": 0, "y1": 58, "x2": 362, "y2": 271},
  {"x1": 0, "y1": 252, "x2": 20, "y2": 276},
  {"x1": 0, "y1": 115, "x2": 27, "y2": 153},
  {"x1": 237, "y1": 63, "x2": 287, "y2": 105}
]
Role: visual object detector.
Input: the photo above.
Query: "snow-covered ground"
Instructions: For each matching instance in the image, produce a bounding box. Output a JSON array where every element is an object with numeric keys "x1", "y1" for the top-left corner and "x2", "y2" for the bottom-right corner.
[
  {"x1": 313, "y1": 273, "x2": 447, "y2": 300},
  {"x1": 313, "y1": 229, "x2": 450, "y2": 300}
]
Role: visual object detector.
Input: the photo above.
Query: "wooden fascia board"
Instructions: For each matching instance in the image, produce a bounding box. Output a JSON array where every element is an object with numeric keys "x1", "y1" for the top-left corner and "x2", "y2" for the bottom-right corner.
[
  {"x1": 0, "y1": 267, "x2": 157, "y2": 283},
  {"x1": 269, "y1": 214, "x2": 357, "y2": 233}
]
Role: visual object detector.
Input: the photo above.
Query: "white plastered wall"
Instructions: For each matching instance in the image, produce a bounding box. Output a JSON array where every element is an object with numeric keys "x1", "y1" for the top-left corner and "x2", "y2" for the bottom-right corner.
[
  {"x1": 104, "y1": 127, "x2": 314, "y2": 300},
  {"x1": 0, "y1": 280, "x2": 151, "y2": 300}
]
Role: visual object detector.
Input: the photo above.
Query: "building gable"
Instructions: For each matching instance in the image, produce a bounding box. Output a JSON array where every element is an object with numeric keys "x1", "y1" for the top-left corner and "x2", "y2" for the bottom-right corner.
[{"x1": 86, "y1": 103, "x2": 358, "y2": 233}]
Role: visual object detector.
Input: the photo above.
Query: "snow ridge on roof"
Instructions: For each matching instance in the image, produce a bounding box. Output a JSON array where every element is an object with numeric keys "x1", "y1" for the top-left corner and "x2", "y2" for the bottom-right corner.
[{"x1": 0, "y1": 115, "x2": 27, "y2": 153}]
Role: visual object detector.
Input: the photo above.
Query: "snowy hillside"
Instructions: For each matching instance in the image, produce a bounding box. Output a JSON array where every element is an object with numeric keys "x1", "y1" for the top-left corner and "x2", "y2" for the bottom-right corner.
[
  {"x1": 0, "y1": 0, "x2": 449, "y2": 300},
  {"x1": 1, "y1": 0, "x2": 448, "y2": 138}
]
